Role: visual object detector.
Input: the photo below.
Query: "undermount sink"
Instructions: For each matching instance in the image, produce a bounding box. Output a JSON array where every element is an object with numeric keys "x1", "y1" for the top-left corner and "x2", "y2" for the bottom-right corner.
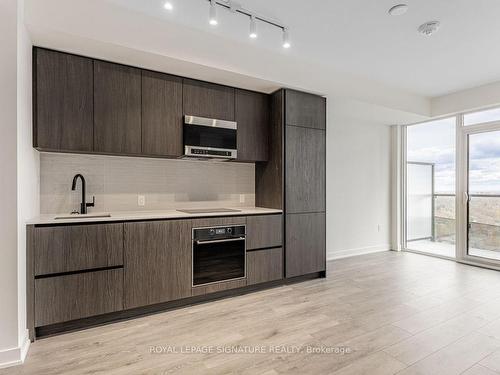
[{"x1": 54, "y1": 213, "x2": 111, "y2": 220}]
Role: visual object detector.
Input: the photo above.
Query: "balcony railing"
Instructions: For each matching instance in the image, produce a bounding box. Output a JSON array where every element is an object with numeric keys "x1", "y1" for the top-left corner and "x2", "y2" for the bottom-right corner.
[{"x1": 433, "y1": 193, "x2": 500, "y2": 252}]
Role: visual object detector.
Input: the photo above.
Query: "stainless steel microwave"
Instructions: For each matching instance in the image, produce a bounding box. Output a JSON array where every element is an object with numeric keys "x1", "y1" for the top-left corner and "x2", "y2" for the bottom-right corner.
[{"x1": 183, "y1": 115, "x2": 237, "y2": 160}]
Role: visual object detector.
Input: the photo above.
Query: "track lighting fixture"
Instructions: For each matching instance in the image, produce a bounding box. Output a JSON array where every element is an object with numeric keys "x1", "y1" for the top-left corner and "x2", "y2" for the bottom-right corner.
[
  {"x1": 202, "y1": 0, "x2": 290, "y2": 48},
  {"x1": 249, "y1": 15, "x2": 257, "y2": 39},
  {"x1": 282, "y1": 28, "x2": 291, "y2": 48},
  {"x1": 209, "y1": 0, "x2": 218, "y2": 26}
]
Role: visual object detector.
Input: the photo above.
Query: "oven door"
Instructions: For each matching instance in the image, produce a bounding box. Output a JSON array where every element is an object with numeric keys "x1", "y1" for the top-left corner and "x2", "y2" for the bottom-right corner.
[{"x1": 192, "y1": 236, "x2": 246, "y2": 286}]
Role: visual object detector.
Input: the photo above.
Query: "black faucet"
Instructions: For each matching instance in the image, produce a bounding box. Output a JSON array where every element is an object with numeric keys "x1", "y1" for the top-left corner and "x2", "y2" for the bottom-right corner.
[{"x1": 71, "y1": 174, "x2": 95, "y2": 214}]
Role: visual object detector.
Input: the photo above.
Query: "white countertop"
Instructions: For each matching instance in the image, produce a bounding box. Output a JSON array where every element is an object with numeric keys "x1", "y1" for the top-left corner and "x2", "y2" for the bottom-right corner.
[{"x1": 27, "y1": 207, "x2": 282, "y2": 225}]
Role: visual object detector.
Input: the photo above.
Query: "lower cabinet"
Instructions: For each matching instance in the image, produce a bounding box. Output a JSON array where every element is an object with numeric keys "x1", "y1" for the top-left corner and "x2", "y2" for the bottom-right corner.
[
  {"x1": 246, "y1": 214, "x2": 282, "y2": 250},
  {"x1": 34, "y1": 269, "x2": 123, "y2": 326},
  {"x1": 286, "y1": 212, "x2": 326, "y2": 278},
  {"x1": 247, "y1": 247, "x2": 283, "y2": 285},
  {"x1": 124, "y1": 220, "x2": 192, "y2": 309},
  {"x1": 28, "y1": 214, "x2": 288, "y2": 336}
]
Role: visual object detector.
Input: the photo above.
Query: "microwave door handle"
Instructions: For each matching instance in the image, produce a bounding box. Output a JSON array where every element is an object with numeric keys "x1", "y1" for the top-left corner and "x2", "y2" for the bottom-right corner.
[{"x1": 195, "y1": 237, "x2": 245, "y2": 245}]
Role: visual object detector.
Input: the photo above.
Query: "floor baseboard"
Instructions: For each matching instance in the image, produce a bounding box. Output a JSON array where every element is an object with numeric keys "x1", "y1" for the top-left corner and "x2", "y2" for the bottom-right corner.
[
  {"x1": 327, "y1": 244, "x2": 391, "y2": 260},
  {"x1": 0, "y1": 330, "x2": 30, "y2": 369}
]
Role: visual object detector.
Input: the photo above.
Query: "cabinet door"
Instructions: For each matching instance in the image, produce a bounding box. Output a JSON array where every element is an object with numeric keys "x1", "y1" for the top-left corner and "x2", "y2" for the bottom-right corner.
[
  {"x1": 124, "y1": 220, "x2": 192, "y2": 309},
  {"x1": 34, "y1": 48, "x2": 93, "y2": 152},
  {"x1": 285, "y1": 90, "x2": 326, "y2": 129},
  {"x1": 35, "y1": 269, "x2": 123, "y2": 326},
  {"x1": 286, "y1": 126, "x2": 326, "y2": 213},
  {"x1": 286, "y1": 213, "x2": 326, "y2": 278},
  {"x1": 235, "y1": 89, "x2": 269, "y2": 161},
  {"x1": 183, "y1": 78, "x2": 235, "y2": 121},
  {"x1": 246, "y1": 214, "x2": 282, "y2": 250},
  {"x1": 247, "y1": 248, "x2": 283, "y2": 285},
  {"x1": 142, "y1": 71, "x2": 183, "y2": 157},
  {"x1": 94, "y1": 61, "x2": 141, "y2": 154},
  {"x1": 34, "y1": 223, "x2": 123, "y2": 276}
]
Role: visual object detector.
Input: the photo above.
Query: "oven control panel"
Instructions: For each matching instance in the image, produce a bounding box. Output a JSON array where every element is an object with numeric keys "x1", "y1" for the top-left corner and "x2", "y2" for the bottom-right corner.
[{"x1": 194, "y1": 225, "x2": 245, "y2": 241}]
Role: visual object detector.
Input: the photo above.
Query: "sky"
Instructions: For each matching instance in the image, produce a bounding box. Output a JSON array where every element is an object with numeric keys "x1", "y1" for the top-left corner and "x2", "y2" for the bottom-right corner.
[{"x1": 407, "y1": 117, "x2": 500, "y2": 194}]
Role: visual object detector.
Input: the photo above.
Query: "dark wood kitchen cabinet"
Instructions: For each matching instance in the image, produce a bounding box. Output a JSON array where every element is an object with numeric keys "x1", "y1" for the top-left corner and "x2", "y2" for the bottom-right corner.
[
  {"x1": 259, "y1": 89, "x2": 326, "y2": 279},
  {"x1": 246, "y1": 214, "x2": 282, "y2": 250},
  {"x1": 183, "y1": 78, "x2": 235, "y2": 121},
  {"x1": 124, "y1": 220, "x2": 192, "y2": 309},
  {"x1": 235, "y1": 89, "x2": 270, "y2": 161},
  {"x1": 34, "y1": 268, "x2": 123, "y2": 326},
  {"x1": 285, "y1": 125, "x2": 326, "y2": 213},
  {"x1": 142, "y1": 71, "x2": 183, "y2": 157},
  {"x1": 33, "y1": 48, "x2": 94, "y2": 152},
  {"x1": 285, "y1": 212, "x2": 326, "y2": 278},
  {"x1": 34, "y1": 223, "x2": 123, "y2": 276},
  {"x1": 284, "y1": 89, "x2": 326, "y2": 278},
  {"x1": 94, "y1": 61, "x2": 142, "y2": 154},
  {"x1": 247, "y1": 247, "x2": 283, "y2": 285},
  {"x1": 285, "y1": 89, "x2": 326, "y2": 130}
]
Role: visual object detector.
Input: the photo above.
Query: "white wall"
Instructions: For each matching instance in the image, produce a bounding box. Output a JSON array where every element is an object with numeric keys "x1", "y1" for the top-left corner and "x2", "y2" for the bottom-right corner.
[
  {"x1": 0, "y1": 0, "x2": 21, "y2": 367},
  {"x1": 16, "y1": 0, "x2": 38, "y2": 359},
  {"x1": 326, "y1": 107, "x2": 392, "y2": 260},
  {"x1": 0, "y1": 0, "x2": 36, "y2": 368}
]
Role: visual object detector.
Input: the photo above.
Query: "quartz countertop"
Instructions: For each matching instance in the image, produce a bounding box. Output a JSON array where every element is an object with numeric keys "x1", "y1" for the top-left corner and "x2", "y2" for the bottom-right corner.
[{"x1": 27, "y1": 207, "x2": 283, "y2": 225}]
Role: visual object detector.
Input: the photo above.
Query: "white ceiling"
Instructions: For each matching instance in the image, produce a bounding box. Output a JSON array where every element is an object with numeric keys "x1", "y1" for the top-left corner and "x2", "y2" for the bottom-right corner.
[{"x1": 105, "y1": 0, "x2": 500, "y2": 98}]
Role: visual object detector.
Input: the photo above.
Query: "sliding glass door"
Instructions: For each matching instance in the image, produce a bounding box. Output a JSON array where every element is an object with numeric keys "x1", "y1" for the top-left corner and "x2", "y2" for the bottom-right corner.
[
  {"x1": 405, "y1": 118, "x2": 456, "y2": 258},
  {"x1": 462, "y1": 127, "x2": 500, "y2": 265},
  {"x1": 403, "y1": 106, "x2": 500, "y2": 269}
]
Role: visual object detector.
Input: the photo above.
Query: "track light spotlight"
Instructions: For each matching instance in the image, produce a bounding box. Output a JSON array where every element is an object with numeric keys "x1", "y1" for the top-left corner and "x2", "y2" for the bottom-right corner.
[
  {"x1": 249, "y1": 16, "x2": 258, "y2": 38},
  {"x1": 282, "y1": 28, "x2": 291, "y2": 48},
  {"x1": 209, "y1": 0, "x2": 218, "y2": 25}
]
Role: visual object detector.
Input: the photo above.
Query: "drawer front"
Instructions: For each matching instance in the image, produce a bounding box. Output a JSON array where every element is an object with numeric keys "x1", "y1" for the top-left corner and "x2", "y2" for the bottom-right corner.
[
  {"x1": 247, "y1": 248, "x2": 283, "y2": 285},
  {"x1": 35, "y1": 269, "x2": 123, "y2": 326},
  {"x1": 192, "y1": 279, "x2": 247, "y2": 297},
  {"x1": 246, "y1": 214, "x2": 282, "y2": 250},
  {"x1": 34, "y1": 223, "x2": 123, "y2": 276}
]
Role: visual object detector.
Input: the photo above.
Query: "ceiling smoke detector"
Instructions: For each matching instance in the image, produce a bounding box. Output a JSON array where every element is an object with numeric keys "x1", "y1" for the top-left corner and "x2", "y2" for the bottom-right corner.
[
  {"x1": 418, "y1": 21, "x2": 441, "y2": 36},
  {"x1": 388, "y1": 4, "x2": 408, "y2": 16}
]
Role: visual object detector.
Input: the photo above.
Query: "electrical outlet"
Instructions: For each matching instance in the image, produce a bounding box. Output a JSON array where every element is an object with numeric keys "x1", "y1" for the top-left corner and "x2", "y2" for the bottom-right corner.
[
  {"x1": 378, "y1": 224, "x2": 381, "y2": 232},
  {"x1": 239, "y1": 194, "x2": 245, "y2": 203},
  {"x1": 138, "y1": 195, "x2": 146, "y2": 207}
]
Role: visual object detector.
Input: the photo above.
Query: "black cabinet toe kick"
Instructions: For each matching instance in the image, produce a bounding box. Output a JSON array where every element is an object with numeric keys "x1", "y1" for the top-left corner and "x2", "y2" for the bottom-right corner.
[{"x1": 33, "y1": 272, "x2": 324, "y2": 339}]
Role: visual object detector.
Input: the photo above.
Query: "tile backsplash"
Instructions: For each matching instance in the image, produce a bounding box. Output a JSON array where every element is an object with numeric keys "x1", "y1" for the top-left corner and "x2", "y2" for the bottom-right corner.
[{"x1": 40, "y1": 153, "x2": 255, "y2": 214}]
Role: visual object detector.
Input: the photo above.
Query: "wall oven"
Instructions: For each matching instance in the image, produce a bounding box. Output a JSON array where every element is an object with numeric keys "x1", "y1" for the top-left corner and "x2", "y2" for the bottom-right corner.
[
  {"x1": 192, "y1": 225, "x2": 246, "y2": 287},
  {"x1": 183, "y1": 115, "x2": 237, "y2": 160}
]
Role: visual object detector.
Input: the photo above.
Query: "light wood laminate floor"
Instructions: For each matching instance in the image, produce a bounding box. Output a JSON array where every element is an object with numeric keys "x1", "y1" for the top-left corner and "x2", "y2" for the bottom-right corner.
[{"x1": 3, "y1": 251, "x2": 500, "y2": 375}]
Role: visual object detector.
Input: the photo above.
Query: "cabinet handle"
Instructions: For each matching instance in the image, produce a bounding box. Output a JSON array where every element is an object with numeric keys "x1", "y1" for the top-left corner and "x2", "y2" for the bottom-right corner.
[{"x1": 195, "y1": 237, "x2": 245, "y2": 245}]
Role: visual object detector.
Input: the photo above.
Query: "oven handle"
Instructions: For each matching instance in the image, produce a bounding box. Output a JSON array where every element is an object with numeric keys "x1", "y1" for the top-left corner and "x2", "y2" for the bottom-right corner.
[{"x1": 195, "y1": 237, "x2": 245, "y2": 245}]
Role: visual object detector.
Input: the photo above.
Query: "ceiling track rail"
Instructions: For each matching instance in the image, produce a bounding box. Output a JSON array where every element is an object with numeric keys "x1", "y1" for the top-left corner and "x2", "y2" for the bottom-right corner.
[{"x1": 206, "y1": 0, "x2": 287, "y2": 31}]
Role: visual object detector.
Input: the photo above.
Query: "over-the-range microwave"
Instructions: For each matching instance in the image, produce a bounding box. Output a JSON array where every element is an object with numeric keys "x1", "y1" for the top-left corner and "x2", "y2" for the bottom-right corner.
[{"x1": 183, "y1": 115, "x2": 237, "y2": 160}]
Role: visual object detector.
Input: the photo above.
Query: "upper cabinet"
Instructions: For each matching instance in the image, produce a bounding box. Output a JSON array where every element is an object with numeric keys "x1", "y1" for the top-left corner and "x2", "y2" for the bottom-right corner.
[
  {"x1": 183, "y1": 79, "x2": 235, "y2": 121},
  {"x1": 94, "y1": 61, "x2": 142, "y2": 155},
  {"x1": 142, "y1": 71, "x2": 183, "y2": 157},
  {"x1": 235, "y1": 89, "x2": 270, "y2": 162},
  {"x1": 285, "y1": 90, "x2": 326, "y2": 129},
  {"x1": 34, "y1": 49, "x2": 93, "y2": 152},
  {"x1": 33, "y1": 48, "x2": 272, "y2": 162}
]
